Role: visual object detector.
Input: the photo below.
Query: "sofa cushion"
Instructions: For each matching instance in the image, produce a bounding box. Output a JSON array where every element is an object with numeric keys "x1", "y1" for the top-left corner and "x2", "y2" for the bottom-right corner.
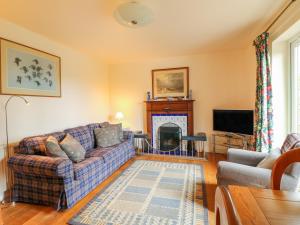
[
  {"x1": 73, "y1": 157, "x2": 104, "y2": 180},
  {"x1": 64, "y1": 126, "x2": 93, "y2": 151},
  {"x1": 86, "y1": 146, "x2": 118, "y2": 162},
  {"x1": 86, "y1": 140, "x2": 132, "y2": 162},
  {"x1": 94, "y1": 126, "x2": 121, "y2": 148},
  {"x1": 18, "y1": 132, "x2": 65, "y2": 155},
  {"x1": 60, "y1": 134, "x2": 86, "y2": 163},
  {"x1": 46, "y1": 131, "x2": 66, "y2": 142},
  {"x1": 45, "y1": 136, "x2": 69, "y2": 159}
]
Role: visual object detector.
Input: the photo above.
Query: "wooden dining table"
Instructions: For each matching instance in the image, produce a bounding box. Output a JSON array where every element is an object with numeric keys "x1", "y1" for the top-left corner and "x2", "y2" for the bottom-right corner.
[{"x1": 215, "y1": 185, "x2": 300, "y2": 225}]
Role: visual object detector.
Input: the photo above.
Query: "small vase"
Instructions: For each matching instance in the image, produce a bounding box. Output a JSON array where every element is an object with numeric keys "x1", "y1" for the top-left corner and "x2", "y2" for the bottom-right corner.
[
  {"x1": 189, "y1": 90, "x2": 192, "y2": 99},
  {"x1": 147, "y1": 91, "x2": 151, "y2": 101}
]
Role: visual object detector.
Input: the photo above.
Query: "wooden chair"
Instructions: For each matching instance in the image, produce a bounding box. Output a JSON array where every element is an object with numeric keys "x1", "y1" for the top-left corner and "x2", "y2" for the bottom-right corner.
[
  {"x1": 271, "y1": 147, "x2": 300, "y2": 190},
  {"x1": 215, "y1": 186, "x2": 239, "y2": 225},
  {"x1": 215, "y1": 147, "x2": 300, "y2": 225}
]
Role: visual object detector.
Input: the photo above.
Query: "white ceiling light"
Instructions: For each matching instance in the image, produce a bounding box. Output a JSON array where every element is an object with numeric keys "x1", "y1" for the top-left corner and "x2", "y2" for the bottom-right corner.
[{"x1": 114, "y1": 1, "x2": 154, "y2": 28}]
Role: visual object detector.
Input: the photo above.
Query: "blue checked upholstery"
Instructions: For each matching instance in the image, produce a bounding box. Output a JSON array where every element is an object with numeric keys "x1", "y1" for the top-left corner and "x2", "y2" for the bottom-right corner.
[
  {"x1": 17, "y1": 132, "x2": 66, "y2": 155},
  {"x1": 64, "y1": 126, "x2": 94, "y2": 151},
  {"x1": 8, "y1": 155, "x2": 73, "y2": 178},
  {"x1": 87, "y1": 123, "x2": 102, "y2": 148},
  {"x1": 8, "y1": 124, "x2": 135, "y2": 210},
  {"x1": 18, "y1": 136, "x2": 46, "y2": 155},
  {"x1": 123, "y1": 130, "x2": 134, "y2": 144},
  {"x1": 73, "y1": 157, "x2": 104, "y2": 180}
]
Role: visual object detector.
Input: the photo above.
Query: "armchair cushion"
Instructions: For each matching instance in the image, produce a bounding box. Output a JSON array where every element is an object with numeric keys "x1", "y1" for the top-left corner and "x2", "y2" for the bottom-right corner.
[
  {"x1": 8, "y1": 154, "x2": 73, "y2": 178},
  {"x1": 228, "y1": 148, "x2": 268, "y2": 166}
]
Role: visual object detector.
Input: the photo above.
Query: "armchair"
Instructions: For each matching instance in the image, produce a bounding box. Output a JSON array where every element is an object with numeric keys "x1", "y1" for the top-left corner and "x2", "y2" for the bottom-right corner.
[{"x1": 217, "y1": 134, "x2": 300, "y2": 191}]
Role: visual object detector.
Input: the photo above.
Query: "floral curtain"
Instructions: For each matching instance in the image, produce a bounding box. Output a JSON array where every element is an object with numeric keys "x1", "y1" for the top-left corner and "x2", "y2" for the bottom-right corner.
[{"x1": 253, "y1": 32, "x2": 273, "y2": 152}]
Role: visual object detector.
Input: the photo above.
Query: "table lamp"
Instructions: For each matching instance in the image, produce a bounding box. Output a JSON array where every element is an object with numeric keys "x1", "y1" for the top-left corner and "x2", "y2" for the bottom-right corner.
[{"x1": 115, "y1": 112, "x2": 124, "y2": 123}]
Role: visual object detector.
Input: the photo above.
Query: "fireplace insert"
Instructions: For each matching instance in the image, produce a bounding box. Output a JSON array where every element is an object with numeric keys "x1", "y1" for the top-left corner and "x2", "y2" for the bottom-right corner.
[{"x1": 158, "y1": 123, "x2": 182, "y2": 151}]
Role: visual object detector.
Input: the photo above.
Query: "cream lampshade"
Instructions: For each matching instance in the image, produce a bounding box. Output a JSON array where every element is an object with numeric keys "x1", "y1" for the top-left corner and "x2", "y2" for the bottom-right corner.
[{"x1": 115, "y1": 112, "x2": 124, "y2": 121}]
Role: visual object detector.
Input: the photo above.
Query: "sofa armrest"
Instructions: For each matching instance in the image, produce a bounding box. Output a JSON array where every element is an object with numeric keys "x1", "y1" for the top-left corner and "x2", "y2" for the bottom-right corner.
[
  {"x1": 228, "y1": 148, "x2": 268, "y2": 166},
  {"x1": 123, "y1": 130, "x2": 134, "y2": 144},
  {"x1": 8, "y1": 154, "x2": 73, "y2": 178}
]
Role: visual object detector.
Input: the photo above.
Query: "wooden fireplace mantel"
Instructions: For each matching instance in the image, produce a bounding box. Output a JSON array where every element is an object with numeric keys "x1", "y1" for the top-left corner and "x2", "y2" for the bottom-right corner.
[{"x1": 145, "y1": 100, "x2": 195, "y2": 138}]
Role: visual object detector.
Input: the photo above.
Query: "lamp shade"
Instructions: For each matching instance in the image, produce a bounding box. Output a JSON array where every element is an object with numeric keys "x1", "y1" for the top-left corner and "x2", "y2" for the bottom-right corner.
[
  {"x1": 114, "y1": 1, "x2": 154, "y2": 28},
  {"x1": 115, "y1": 112, "x2": 124, "y2": 120}
]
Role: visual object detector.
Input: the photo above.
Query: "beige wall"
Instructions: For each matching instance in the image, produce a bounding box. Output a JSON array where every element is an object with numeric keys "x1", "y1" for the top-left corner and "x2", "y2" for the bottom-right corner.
[
  {"x1": 0, "y1": 18, "x2": 110, "y2": 200},
  {"x1": 109, "y1": 48, "x2": 256, "y2": 152}
]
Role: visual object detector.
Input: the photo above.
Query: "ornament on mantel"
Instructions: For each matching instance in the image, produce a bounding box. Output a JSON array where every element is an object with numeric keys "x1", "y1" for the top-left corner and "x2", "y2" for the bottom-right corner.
[
  {"x1": 188, "y1": 90, "x2": 192, "y2": 99},
  {"x1": 146, "y1": 91, "x2": 151, "y2": 101}
]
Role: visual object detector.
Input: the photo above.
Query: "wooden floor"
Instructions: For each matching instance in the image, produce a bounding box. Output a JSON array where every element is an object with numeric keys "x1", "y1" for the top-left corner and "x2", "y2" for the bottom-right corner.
[{"x1": 2, "y1": 153, "x2": 226, "y2": 225}]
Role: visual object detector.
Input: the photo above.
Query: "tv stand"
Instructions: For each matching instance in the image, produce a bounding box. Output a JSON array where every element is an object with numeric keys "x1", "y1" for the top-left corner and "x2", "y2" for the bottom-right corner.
[{"x1": 212, "y1": 132, "x2": 254, "y2": 153}]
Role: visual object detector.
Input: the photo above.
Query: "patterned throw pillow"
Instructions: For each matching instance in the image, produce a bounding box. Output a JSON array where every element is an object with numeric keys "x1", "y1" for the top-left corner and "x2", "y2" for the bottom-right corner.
[
  {"x1": 60, "y1": 134, "x2": 86, "y2": 163},
  {"x1": 107, "y1": 123, "x2": 123, "y2": 141},
  {"x1": 45, "y1": 136, "x2": 69, "y2": 159},
  {"x1": 94, "y1": 126, "x2": 121, "y2": 148},
  {"x1": 100, "y1": 122, "x2": 110, "y2": 128},
  {"x1": 281, "y1": 133, "x2": 300, "y2": 153}
]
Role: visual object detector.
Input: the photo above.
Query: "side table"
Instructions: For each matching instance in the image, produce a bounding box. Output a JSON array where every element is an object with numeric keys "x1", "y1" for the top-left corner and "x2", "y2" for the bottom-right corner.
[
  {"x1": 133, "y1": 132, "x2": 149, "y2": 155},
  {"x1": 182, "y1": 132, "x2": 207, "y2": 157}
]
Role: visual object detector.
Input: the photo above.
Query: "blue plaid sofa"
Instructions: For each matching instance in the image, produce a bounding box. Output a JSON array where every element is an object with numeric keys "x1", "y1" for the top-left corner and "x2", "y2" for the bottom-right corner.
[{"x1": 8, "y1": 123, "x2": 135, "y2": 210}]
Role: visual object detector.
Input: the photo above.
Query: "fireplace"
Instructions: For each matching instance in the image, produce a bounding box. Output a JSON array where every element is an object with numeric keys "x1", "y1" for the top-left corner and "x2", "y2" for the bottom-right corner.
[
  {"x1": 145, "y1": 100, "x2": 194, "y2": 153},
  {"x1": 158, "y1": 123, "x2": 182, "y2": 151}
]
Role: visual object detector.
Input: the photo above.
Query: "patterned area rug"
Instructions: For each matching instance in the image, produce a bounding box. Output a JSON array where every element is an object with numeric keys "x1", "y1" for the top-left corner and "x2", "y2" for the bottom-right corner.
[{"x1": 69, "y1": 160, "x2": 208, "y2": 225}]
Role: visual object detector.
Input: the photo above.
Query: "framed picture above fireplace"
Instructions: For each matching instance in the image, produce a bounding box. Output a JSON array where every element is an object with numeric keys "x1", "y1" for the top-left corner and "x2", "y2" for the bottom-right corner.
[{"x1": 152, "y1": 67, "x2": 189, "y2": 99}]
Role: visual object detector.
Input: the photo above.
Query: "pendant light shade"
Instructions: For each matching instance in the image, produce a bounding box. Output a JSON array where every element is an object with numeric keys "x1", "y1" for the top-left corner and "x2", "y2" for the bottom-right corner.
[{"x1": 114, "y1": 1, "x2": 153, "y2": 28}]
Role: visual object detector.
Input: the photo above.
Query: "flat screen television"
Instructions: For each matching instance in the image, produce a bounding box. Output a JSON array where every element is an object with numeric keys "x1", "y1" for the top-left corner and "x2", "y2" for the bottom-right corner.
[{"x1": 213, "y1": 110, "x2": 254, "y2": 135}]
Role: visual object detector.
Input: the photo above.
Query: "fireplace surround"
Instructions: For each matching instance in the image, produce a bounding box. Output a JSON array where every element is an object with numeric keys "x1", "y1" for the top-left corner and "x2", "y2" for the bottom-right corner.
[{"x1": 145, "y1": 100, "x2": 194, "y2": 150}]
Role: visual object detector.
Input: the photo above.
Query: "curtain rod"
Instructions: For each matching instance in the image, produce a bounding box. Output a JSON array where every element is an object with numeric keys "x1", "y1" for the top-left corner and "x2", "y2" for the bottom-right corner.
[{"x1": 265, "y1": 0, "x2": 297, "y2": 32}]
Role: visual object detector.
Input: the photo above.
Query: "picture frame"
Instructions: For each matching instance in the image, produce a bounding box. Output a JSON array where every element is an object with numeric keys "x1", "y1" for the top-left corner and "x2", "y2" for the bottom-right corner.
[
  {"x1": 0, "y1": 38, "x2": 61, "y2": 97},
  {"x1": 152, "y1": 67, "x2": 189, "y2": 99}
]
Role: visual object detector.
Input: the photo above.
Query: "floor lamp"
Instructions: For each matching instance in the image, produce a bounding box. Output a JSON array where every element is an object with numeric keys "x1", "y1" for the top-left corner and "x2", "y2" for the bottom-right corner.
[{"x1": 3, "y1": 96, "x2": 29, "y2": 206}]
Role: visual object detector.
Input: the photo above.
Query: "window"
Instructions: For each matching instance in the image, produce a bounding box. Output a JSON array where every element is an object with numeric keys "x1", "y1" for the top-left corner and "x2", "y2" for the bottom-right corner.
[{"x1": 291, "y1": 38, "x2": 300, "y2": 132}]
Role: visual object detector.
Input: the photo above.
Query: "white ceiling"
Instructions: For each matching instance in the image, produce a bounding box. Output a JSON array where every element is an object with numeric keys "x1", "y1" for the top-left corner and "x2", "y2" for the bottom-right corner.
[{"x1": 0, "y1": 0, "x2": 287, "y2": 63}]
